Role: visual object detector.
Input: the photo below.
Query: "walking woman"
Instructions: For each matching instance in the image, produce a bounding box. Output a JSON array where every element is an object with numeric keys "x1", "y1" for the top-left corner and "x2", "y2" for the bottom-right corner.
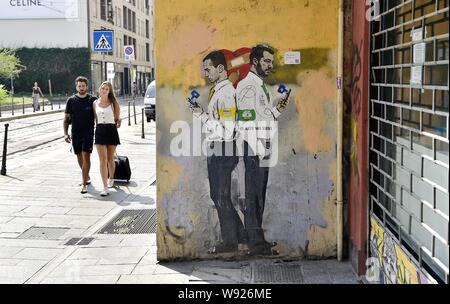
[
  {"x1": 32, "y1": 82, "x2": 43, "y2": 111},
  {"x1": 93, "y1": 81, "x2": 121, "y2": 196}
]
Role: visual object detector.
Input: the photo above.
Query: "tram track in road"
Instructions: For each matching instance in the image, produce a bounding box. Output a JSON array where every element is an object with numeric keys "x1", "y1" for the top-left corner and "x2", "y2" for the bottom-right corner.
[{"x1": 1, "y1": 103, "x2": 145, "y2": 157}]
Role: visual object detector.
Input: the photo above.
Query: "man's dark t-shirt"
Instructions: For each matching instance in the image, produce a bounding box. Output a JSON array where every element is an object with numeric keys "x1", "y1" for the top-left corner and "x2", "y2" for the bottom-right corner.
[{"x1": 65, "y1": 94, "x2": 96, "y2": 135}]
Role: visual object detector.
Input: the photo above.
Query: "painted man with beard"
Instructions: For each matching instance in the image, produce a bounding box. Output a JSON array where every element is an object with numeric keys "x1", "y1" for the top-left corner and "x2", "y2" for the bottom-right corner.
[{"x1": 236, "y1": 44, "x2": 290, "y2": 255}]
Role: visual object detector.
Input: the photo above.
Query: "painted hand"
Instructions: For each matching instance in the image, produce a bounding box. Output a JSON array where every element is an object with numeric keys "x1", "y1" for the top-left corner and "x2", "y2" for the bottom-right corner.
[
  {"x1": 190, "y1": 104, "x2": 203, "y2": 116},
  {"x1": 276, "y1": 91, "x2": 290, "y2": 113}
]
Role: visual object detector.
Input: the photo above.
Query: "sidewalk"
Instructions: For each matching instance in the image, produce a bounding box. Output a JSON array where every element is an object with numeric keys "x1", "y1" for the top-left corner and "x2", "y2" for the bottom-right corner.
[{"x1": 0, "y1": 111, "x2": 361, "y2": 284}]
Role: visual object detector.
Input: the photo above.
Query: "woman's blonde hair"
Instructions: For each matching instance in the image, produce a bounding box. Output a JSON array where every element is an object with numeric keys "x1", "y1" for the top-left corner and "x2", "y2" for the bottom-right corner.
[{"x1": 99, "y1": 81, "x2": 120, "y2": 122}]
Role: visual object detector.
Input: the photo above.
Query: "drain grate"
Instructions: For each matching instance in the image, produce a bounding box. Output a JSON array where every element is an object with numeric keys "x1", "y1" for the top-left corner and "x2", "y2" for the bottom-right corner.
[
  {"x1": 18, "y1": 227, "x2": 69, "y2": 240},
  {"x1": 65, "y1": 237, "x2": 95, "y2": 246},
  {"x1": 252, "y1": 264, "x2": 303, "y2": 284},
  {"x1": 64, "y1": 238, "x2": 82, "y2": 245},
  {"x1": 97, "y1": 209, "x2": 156, "y2": 234}
]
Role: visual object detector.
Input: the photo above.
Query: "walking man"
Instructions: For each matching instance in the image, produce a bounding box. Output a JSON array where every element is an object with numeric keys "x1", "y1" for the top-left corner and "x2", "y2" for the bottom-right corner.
[
  {"x1": 63, "y1": 76, "x2": 97, "y2": 193},
  {"x1": 236, "y1": 44, "x2": 290, "y2": 255},
  {"x1": 189, "y1": 50, "x2": 247, "y2": 254}
]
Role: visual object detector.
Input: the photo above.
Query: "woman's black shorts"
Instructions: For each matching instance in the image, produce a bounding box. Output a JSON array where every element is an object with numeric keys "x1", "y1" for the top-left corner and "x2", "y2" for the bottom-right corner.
[{"x1": 95, "y1": 123, "x2": 120, "y2": 146}]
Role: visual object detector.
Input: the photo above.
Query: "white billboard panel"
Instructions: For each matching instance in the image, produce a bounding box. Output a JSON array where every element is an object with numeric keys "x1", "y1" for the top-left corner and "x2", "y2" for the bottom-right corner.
[{"x1": 0, "y1": 0, "x2": 79, "y2": 19}]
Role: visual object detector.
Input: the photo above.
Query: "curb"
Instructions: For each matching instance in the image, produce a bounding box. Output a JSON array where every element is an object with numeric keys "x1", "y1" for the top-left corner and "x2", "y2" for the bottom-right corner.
[{"x1": 0, "y1": 108, "x2": 65, "y2": 123}]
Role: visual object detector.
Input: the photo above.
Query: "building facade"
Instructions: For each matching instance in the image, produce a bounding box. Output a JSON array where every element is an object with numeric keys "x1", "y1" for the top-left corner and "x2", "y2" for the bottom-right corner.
[
  {"x1": 0, "y1": 0, "x2": 154, "y2": 95},
  {"x1": 89, "y1": 0, "x2": 155, "y2": 96}
]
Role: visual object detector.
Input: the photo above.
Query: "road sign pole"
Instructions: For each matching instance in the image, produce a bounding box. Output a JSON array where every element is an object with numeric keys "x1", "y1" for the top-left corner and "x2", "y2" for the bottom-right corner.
[{"x1": 102, "y1": 53, "x2": 106, "y2": 82}]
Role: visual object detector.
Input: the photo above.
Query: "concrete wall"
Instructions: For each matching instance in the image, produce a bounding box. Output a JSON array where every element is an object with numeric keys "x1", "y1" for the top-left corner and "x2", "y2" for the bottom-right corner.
[
  {"x1": 156, "y1": 0, "x2": 340, "y2": 261},
  {"x1": 0, "y1": 0, "x2": 88, "y2": 48}
]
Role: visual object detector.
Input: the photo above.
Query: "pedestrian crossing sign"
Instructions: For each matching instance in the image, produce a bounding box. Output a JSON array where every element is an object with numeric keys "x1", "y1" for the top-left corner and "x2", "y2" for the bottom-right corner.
[{"x1": 93, "y1": 30, "x2": 114, "y2": 52}]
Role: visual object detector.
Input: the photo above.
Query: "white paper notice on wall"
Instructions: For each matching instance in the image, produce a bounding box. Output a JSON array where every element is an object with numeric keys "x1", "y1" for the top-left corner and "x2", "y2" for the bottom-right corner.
[
  {"x1": 413, "y1": 43, "x2": 426, "y2": 64},
  {"x1": 410, "y1": 66, "x2": 423, "y2": 86},
  {"x1": 284, "y1": 52, "x2": 301, "y2": 65},
  {"x1": 411, "y1": 28, "x2": 424, "y2": 42}
]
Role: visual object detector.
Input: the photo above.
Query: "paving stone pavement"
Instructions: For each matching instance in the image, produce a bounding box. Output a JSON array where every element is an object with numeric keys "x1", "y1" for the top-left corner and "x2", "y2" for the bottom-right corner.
[{"x1": 0, "y1": 108, "x2": 361, "y2": 284}]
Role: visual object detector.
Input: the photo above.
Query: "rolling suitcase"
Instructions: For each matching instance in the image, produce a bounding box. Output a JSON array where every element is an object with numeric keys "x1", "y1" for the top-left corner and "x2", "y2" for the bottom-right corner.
[{"x1": 113, "y1": 155, "x2": 131, "y2": 182}]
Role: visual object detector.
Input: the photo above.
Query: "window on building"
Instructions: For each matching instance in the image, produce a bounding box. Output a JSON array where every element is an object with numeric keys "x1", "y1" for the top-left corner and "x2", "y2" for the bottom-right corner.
[
  {"x1": 107, "y1": 0, "x2": 113, "y2": 24},
  {"x1": 146, "y1": 43, "x2": 150, "y2": 62},
  {"x1": 128, "y1": 9, "x2": 132, "y2": 31},
  {"x1": 92, "y1": 0, "x2": 98, "y2": 18},
  {"x1": 100, "y1": 0, "x2": 106, "y2": 20},
  {"x1": 137, "y1": 18, "x2": 140, "y2": 36},
  {"x1": 132, "y1": 11, "x2": 136, "y2": 33},
  {"x1": 145, "y1": 19, "x2": 149, "y2": 38},
  {"x1": 123, "y1": 6, "x2": 128, "y2": 30},
  {"x1": 145, "y1": 0, "x2": 150, "y2": 15}
]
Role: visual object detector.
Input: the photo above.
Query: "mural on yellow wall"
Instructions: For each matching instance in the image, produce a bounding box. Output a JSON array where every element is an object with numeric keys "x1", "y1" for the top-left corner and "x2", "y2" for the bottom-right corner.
[
  {"x1": 369, "y1": 217, "x2": 436, "y2": 284},
  {"x1": 186, "y1": 45, "x2": 291, "y2": 255},
  {"x1": 156, "y1": 0, "x2": 340, "y2": 261}
]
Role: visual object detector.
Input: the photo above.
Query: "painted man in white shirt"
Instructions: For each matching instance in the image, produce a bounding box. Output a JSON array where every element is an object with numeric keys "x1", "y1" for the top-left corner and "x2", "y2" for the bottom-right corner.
[
  {"x1": 236, "y1": 44, "x2": 290, "y2": 255},
  {"x1": 190, "y1": 50, "x2": 247, "y2": 254}
]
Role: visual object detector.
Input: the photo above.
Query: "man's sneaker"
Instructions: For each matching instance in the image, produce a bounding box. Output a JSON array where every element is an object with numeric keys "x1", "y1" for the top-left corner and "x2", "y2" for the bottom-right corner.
[
  {"x1": 100, "y1": 188, "x2": 109, "y2": 197},
  {"x1": 107, "y1": 179, "x2": 114, "y2": 188},
  {"x1": 80, "y1": 185, "x2": 88, "y2": 194}
]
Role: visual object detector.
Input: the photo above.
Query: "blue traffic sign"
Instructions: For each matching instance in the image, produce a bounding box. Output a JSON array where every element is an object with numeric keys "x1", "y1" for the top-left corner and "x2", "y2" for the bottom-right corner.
[{"x1": 93, "y1": 30, "x2": 114, "y2": 52}]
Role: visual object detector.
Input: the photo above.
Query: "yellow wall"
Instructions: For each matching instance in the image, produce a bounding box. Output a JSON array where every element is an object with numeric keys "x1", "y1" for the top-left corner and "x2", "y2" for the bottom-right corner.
[{"x1": 156, "y1": 0, "x2": 340, "y2": 261}]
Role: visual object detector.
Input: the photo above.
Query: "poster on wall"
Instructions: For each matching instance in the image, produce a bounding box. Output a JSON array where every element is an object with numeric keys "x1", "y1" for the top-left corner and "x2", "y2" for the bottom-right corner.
[
  {"x1": 369, "y1": 216, "x2": 437, "y2": 284},
  {"x1": 0, "y1": 0, "x2": 79, "y2": 19}
]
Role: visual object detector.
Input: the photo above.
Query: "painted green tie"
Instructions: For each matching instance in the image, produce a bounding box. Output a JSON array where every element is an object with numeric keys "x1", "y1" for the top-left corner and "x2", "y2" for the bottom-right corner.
[{"x1": 261, "y1": 84, "x2": 270, "y2": 102}]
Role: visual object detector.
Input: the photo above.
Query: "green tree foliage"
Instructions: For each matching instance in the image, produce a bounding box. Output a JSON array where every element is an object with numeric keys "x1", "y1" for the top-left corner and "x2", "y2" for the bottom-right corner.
[
  {"x1": 0, "y1": 84, "x2": 8, "y2": 103},
  {"x1": 0, "y1": 48, "x2": 90, "y2": 95},
  {"x1": 0, "y1": 49, "x2": 23, "y2": 79}
]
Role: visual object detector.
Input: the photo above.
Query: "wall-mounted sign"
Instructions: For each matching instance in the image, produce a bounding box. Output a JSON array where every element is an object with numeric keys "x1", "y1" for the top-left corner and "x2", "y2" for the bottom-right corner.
[
  {"x1": 0, "y1": 0, "x2": 79, "y2": 19},
  {"x1": 93, "y1": 30, "x2": 114, "y2": 52},
  {"x1": 107, "y1": 62, "x2": 115, "y2": 79},
  {"x1": 411, "y1": 28, "x2": 424, "y2": 42},
  {"x1": 124, "y1": 45, "x2": 135, "y2": 61},
  {"x1": 413, "y1": 43, "x2": 426, "y2": 64},
  {"x1": 284, "y1": 51, "x2": 301, "y2": 65},
  {"x1": 410, "y1": 66, "x2": 423, "y2": 87}
]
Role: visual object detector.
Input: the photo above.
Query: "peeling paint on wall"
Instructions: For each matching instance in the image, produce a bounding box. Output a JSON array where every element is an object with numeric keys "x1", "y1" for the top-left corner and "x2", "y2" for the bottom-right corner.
[{"x1": 156, "y1": 0, "x2": 339, "y2": 261}]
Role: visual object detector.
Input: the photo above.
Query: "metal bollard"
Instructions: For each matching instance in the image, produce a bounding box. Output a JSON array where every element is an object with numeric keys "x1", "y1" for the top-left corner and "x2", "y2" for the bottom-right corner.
[
  {"x1": 11, "y1": 95, "x2": 14, "y2": 116},
  {"x1": 141, "y1": 108, "x2": 145, "y2": 139},
  {"x1": 50, "y1": 98, "x2": 53, "y2": 110},
  {"x1": 133, "y1": 101, "x2": 137, "y2": 125},
  {"x1": 22, "y1": 97, "x2": 25, "y2": 114},
  {"x1": 42, "y1": 96, "x2": 45, "y2": 111},
  {"x1": 128, "y1": 101, "x2": 131, "y2": 126},
  {"x1": 1, "y1": 123, "x2": 9, "y2": 176}
]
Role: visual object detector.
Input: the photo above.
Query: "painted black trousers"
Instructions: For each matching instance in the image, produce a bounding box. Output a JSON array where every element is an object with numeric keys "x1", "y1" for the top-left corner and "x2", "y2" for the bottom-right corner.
[
  {"x1": 243, "y1": 141, "x2": 270, "y2": 248},
  {"x1": 207, "y1": 141, "x2": 246, "y2": 247}
]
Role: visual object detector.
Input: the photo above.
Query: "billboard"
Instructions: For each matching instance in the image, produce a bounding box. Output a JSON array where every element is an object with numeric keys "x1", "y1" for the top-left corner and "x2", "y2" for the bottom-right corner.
[{"x1": 0, "y1": 0, "x2": 79, "y2": 19}]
